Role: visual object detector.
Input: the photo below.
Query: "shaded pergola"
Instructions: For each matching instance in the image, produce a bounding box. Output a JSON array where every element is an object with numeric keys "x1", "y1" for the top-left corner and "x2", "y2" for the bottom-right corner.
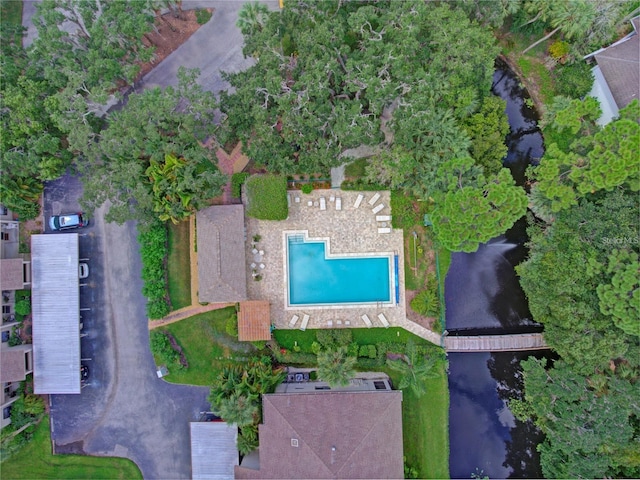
[{"x1": 237, "y1": 301, "x2": 271, "y2": 342}]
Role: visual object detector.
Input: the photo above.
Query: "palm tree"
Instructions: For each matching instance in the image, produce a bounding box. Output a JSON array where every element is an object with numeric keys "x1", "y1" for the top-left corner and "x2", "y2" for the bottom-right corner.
[
  {"x1": 236, "y1": 2, "x2": 270, "y2": 35},
  {"x1": 317, "y1": 346, "x2": 357, "y2": 387},
  {"x1": 212, "y1": 391, "x2": 259, "y2": 427},
  {"x1": 386, "y1": 341, "x2": 441, "y2": 397}
]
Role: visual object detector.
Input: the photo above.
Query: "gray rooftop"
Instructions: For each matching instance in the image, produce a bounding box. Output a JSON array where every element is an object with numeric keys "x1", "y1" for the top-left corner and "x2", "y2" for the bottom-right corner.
[
  {"x1": 594, "y1": 23, "x2": 640, "y2": 109},
  {"x1": 196, "y1": 205, "x2": 248, "y2": 303},
  {"x1": 190, "y1": 422, "x2": 238, "y2": 480},
  {"x1": 31, "y1": 234, "x2": 81, "y2": 394}
]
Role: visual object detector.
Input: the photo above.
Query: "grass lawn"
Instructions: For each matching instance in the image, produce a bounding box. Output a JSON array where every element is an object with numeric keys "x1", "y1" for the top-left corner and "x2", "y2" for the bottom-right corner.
[
  {"x1": 167, "y1": 219, "x2": 191, "y2": 311},
  {"x1": 386, "y1": 366, "x2": 450, "y2": 479},
  {"x1": 1, "y1": 416, "x2": 142, "y2": 479},
  {"x1": 154, "y1": 307, "x2": 257, "y2": 386},
  {"x1": 1, "y1": 0, "x2": 22, "y2": 26}
]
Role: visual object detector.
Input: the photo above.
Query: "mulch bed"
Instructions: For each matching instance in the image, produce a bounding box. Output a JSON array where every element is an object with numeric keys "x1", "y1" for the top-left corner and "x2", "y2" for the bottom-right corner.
[{"x1": 165, "y1": 331, "x2": 189, "y2": 368}]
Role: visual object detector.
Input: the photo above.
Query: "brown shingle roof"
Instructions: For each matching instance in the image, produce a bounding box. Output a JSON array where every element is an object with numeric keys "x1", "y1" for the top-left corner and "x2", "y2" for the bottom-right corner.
[
  {"x1": 1, "y1": 345, "x2": 32, "y2": 383},
  {"x1": 196, "y1": 205, "x2": 248, "y2": 303},
  {"x1": 0, "y1": 258, "x2": 25, "y2": 290},
  {"x1": 595, "y1": 33, "x2": 640, "y2": 109},
  {"x1": 235, "y1": 391, "x2": 404, "y2": 479},
  {"x1": 238, "y1": 301, "x2": 271, "y2": 341}
]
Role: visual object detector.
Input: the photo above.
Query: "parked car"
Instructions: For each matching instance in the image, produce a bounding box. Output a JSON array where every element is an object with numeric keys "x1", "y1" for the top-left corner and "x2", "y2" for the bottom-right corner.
[
  {"x1": 79, "y1": 262, "x2": 89, "y2": 279},
  {"x1": 49, "y1": 213, "x2": 89, "y2": 231}
]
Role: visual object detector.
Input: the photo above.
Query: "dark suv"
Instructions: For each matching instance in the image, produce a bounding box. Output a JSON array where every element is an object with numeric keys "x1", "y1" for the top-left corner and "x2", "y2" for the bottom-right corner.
[{"x1": 49, "y1": 212, "x2": 89, "y2": 231}]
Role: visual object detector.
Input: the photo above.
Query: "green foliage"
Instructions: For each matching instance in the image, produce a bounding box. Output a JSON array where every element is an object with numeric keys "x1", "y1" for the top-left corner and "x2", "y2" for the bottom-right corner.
[
  {"x1": 225, "y1": 314, "x2": 239, "y2": 338},
  {"x1": 532, "y1": 100, "x2": 640, "y2": 214},
  {"x1": 300, "y1": 183, "x2": 314, "y2": 194},
  {"x1": 553, "y1": 61, "x2": 594, "y2": 99},
  {"x1": 521, "y1": 358, "x2": 640, "y2": 478},
  {"x1": 221, "y1": 1, "x2": 498, "y2": 176},
  {"x1": 463, "y1": 96, "x2": 510, "y2": 175},
  {"x1": 390, "y1": 191, "x2": 426, "y2": 230},
  {"x1": 410, "y1": 289, "x2": 439, "y2": 318},
  {"x1": 344, "y1": 158, "x2": 368, "y2": 178},
  {"x1": 597, "y1": 249, "x2": 640, "y2": 337},
  {"x1": 237, "y1": 424, "x2": 259, "y2": 455},
  {"x1": 245, "y1": 175, "x2": 288, "y2": 220},
  {"x1": 431, "y1": 165, "x2": 528, "y2": 253},
  {"x1": 195, "y1": 9, "x2": 212, "y2": 25},
  {"x1": 138, "y1": 223, "x2": 169, "y2": 319},
  {"x1": 385, "y1": 341, "x2": 442, "y2": 398},
  {"x1": 358, "y1": 345, "x2": 377, "y2": 359},
  {"x1": 548, "y1": 40, "x2": 570, "y2": 60},
  {"x1": 150, "y1": 330, "x2": 182, "y2": 368},
  {"x1": 315, "y1": 329, "x2": 353, "y2": 349},
  {"x1": 231, "y1": 172, "x2": 250, "y2": 198},
  {"x1": 317, "y1": 346, "x2": 357, "y2": 387},
  {"x1": 14, "y1": 299, "x2": 31, "y2": 316}
]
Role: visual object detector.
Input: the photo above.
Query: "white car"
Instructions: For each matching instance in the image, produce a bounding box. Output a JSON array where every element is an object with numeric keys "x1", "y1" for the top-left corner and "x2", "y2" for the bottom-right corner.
[{"x1": 79, "y1": 263, "x2": 89, "y2": 279}]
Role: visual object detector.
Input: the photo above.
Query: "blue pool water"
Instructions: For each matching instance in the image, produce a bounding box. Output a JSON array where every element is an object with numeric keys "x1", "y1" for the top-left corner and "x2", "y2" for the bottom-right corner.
[{"x1": 287, "y1": 237, "x2": 391, "y2": 305}]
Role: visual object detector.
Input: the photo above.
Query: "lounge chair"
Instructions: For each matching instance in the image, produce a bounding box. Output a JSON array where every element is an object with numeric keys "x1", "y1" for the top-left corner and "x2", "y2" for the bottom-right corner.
[
  {"x1": 361, "y1": 314, "x2": 373, "y2": 327},
  {"x1": 300, "y1": 314, "x2": 310, "y2": 331},
  {"x1": 327, "y1": 320, "x2": 333, "y2": 327},
  {"x1": 372, "y1": 203, "x2": 384, "y2": 214},
  {"x1": 378, "y1": 313, "x2": 390, "y2": 328},
  {"x1": 289, "y1": 315, "x2": 300, "y2": 327},
  {"x1": 320, "y1": 197, "x2": 326, "y2": 211},
  {"x1": 354, "y1": 194, "x2": 364, "y2": 208},
  {"x1": 376, "y1": 215, "x2": 392, "y2": 222},
  {"x1": 378, "y1": 227, "x2": 391, "y2": 234},
  {"x1": 368, "y1": 192, "x2": 381, "y2": 205},
  {"x1": 336, "y1": 197, "x2": 342, "y2": 211}
]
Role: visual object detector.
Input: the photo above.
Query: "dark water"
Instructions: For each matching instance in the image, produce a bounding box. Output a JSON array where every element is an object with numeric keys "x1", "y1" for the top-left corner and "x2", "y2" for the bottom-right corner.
[{"x1": 447, "y1": 60, "x2": 549, "y2": 478}]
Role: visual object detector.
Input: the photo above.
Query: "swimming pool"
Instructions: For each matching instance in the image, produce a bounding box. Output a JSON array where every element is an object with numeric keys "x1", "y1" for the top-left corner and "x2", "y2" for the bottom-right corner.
[{"x1": 286, "y1": 234, "x2": 393, "y2": 307}]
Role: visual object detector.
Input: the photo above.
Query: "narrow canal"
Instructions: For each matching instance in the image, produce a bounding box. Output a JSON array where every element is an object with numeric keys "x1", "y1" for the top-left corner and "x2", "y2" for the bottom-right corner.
[{"x1": 446, "y1": 59, "x2": 552, "y2": 478}]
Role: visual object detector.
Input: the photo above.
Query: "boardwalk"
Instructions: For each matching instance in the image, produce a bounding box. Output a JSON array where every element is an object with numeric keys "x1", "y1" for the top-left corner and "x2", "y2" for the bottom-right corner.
[{"x1": 444, "y1": 333, "x2": 548, "y2": 352}]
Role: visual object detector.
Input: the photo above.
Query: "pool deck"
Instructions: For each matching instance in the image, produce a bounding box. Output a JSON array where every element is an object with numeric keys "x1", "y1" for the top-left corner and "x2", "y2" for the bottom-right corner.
[{"x1": 245, "y1": 189, "x2": 409, "y2": 331}]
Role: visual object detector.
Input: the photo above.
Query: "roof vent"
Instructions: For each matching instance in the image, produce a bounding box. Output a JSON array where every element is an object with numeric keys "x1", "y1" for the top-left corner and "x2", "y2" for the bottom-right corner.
[{"x1": 291, "y1": 438, "x2": 299, "y2": 447}]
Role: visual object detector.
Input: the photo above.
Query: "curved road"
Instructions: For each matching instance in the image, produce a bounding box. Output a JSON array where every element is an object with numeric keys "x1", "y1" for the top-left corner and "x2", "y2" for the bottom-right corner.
[{"x1": 38, "y1": 1, "x2": 277, "y2": 478}]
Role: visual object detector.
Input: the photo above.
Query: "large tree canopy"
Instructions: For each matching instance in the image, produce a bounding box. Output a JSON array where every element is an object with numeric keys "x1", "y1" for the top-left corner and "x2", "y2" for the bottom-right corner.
[{"x1": 219, "y1": 1, "x2": 499, "y2": 177}]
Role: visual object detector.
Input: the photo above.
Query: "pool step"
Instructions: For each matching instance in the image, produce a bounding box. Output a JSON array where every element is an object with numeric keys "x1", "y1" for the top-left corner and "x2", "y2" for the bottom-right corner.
[{"x1": 288, "y1": 234, "x2": 305, "y2": 243}]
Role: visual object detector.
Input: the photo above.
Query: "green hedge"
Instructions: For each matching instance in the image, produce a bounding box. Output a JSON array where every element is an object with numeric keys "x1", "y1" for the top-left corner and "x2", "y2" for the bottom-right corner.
[
  {"x1": 245, "y1": 174, "x2": 288, "y2": 220},
  {"x1": 139, "y1": 223, "x2": 170, "y2": 319},
  {"x1": 341, "y1": 180, "x2": 387, "y2": 191},
  {"x1": 231, "y1": 172, "x2": 250, "y2": 198}
]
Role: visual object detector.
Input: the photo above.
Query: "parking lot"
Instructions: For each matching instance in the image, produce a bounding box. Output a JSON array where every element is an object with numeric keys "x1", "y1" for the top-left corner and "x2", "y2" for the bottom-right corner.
[{"x1": 44, "y1": 174, "x2": 211, "y2": 478}]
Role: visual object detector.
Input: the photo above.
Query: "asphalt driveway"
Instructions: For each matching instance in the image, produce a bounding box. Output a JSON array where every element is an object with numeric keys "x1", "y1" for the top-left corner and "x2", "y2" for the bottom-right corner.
[{"x1": 35, "y1": 2, "x2": 278, "y2": 478}]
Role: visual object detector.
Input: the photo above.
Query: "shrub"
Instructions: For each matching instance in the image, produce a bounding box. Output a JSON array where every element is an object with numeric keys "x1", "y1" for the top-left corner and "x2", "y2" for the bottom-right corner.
[
  {"x1": 231, "y1": 172, "x2": 250, "y2": 198},
  {"x1": 138, "y1": 223, "x2": 170, "y2": 319},
  {"x1": 195, "y1": 8, "x2": 212, "y2": 24},
  {"x1": 14, "y1": 299, "x2": 30, "y2": 316},
  {"x1": 347, "y1": 342, "x2": 359, "y2": 357},
  {"x1": 411, "y1": 289, "x2": 439, "y2": 317},
  {"x1": 150, "y1": 330, "x2": 182, "y2": 368},
  {"x1": 553, "y1": 61, "x2": 594, "y2": 99},
  {"x1": 358, "y1": 345, "x2": 377, "y2": 358},
  {"x1": 548, "y1": 40, "x2": 570, "y2": 61},
  {"x1": 340, "y1": 179, "x2": 387, "y2": 191},
  {"x1": 8, "y1": 326, "x2": 21, "y2": 347},
  {"x1": 245, "y1": 175, "x2": 288, "y2": 220},
  {"x1": 226, "y1": 314, "x2": 239, "y2": 338},
  {"x1": 301, "y1": 184, "x2": 314, "y2": 194},
  {"x1": 390, "y1": 190, "x2": 426, "y2": 230},
  {"x1": 316, "y1": 329, "x2": 352, "y2": 349}
]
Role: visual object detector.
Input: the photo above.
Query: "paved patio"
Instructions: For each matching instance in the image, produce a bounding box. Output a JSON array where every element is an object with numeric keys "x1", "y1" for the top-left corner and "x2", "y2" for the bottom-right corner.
[{"x1": 245, "y1": 189, "x2": 408, "y2": 331}]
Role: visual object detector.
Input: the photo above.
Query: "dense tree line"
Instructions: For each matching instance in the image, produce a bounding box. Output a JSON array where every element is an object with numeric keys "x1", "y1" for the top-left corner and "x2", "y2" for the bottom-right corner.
[
  {"x1": 0, "y1": 0, "x2": 225, "y2": 224},
  {"x1": 515, "y1": 100, "x2": 640, "y2": 478}
]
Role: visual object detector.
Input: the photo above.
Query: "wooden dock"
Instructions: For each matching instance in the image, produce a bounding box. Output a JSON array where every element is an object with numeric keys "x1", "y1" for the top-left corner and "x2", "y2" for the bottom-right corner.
[{"x1": 444, "y1": 333, "x2": 547, "y2": 352}]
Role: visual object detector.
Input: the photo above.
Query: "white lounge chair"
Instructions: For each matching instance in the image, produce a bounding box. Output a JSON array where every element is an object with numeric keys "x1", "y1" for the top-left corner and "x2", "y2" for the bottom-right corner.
[
  {"x1": 300, "y1": 314, "x2": 310, "y2": 331},
  {"x1": 372, "y1": 203, "x2": 384, "y2": 214},
  {"x1": 354, "y1": 194, "x2": 364, "y2": 208},
  {"x1": 378, "y1": 227, "x2": 391, "y2": 234},
  {"x1": 361, "y1": 314, "x2": 373, "y2": 327},
  {"x1": 378, "y1": 313, "x2": 390, "y2": 327},
  {"x1": 368, "y1": 192, "x2": 381, "y2": 205},
  {"x1": 289, "y1": 315, "x2": 299, "y2": 327},
  {"x1": 327, "y1": 320, "x2": 333, "y2": 327},
  {"x1": 336, "y1": 197, "x2": 342, "y2": 211},
  {"x1": 320, "y1": 197, "x2": 326, "y2": 210},
  {"x1": 376, "y1": 215, "x2": 392, "y2": 222}
]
